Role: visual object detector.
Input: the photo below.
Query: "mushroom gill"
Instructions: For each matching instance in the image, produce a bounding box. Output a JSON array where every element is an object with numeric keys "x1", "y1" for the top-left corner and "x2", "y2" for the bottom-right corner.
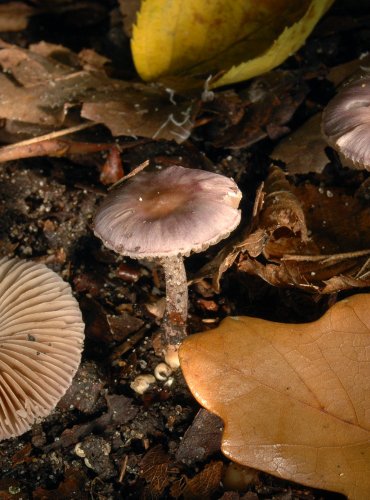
[{"x1": 0, "y1": 257, "x2": 84, "y2": 440}]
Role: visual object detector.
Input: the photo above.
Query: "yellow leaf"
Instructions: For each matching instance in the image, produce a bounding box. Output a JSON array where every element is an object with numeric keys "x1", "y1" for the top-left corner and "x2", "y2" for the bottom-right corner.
[
  {"x1": 132, "y1": 0, "x2": 334, "y2": 87},
  {"x1": 215, "y1": 0, "x2": 334, "y2": 87},
  {"x1": 179, "y1": 295, "x2": 370, "y2": 499}
]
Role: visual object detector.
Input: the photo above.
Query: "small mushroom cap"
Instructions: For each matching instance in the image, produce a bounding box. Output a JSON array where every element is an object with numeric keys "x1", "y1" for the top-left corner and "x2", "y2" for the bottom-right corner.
[
  {"x1": 0, "y1": 257, "x2": 84, "y2": 440},
  {"x1": 322, "y1": 76, "x2": 370, "y2": 169},
  {"x1": 94, "y1": 166, "x2": 242, "y2": 259}
]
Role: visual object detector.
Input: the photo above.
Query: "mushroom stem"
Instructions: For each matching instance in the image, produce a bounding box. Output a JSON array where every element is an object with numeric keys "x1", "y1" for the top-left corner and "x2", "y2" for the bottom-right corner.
[{"x1": 160, "y1": 255, "x2": 188, "y2": 346}]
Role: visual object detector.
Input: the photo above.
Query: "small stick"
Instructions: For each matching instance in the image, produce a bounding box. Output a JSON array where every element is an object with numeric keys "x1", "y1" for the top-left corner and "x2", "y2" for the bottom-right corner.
[
  {"x1": 0, "y1": 122, "x2": 98, "y2": 151},
  {"x1": 281, "y1": 249, "x2": 370, "y2": 263},
  {"x1": 118, "y1": 455, "x2": 128, "y2": 483},
  {"x1": 108, "y1": 160, "x2": 150, "y2": 190}
]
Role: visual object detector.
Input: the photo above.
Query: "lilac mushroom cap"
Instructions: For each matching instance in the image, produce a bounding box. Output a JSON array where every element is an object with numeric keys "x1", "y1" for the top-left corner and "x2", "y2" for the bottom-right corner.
[
  {"x1": 0, "y1": 257, "x2": 84, "y2": 440},
  {"x1": 322, "y1": 76, "x2": 370, "y2": 170},
  {"x1": 93, "y1": 165, "x2": 242, "y2": 258},
  {"x1": 94, "y1": 165, "x2": 242, "y2": 347}
]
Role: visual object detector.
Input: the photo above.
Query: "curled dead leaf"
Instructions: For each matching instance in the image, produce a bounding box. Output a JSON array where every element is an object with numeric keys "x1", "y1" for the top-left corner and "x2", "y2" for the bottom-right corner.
[
  {"x1": 195, "y1": 166, "x2": 370, "y2": 294},
  {"x1": 179, "y1": 294, "x2": 370, "y2": 498},
  {"x1": 259, "y1": 165, "x2": 308, "y2": 246}
]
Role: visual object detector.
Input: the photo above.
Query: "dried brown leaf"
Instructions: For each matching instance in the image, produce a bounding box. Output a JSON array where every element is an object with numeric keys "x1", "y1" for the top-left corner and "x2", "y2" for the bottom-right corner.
[
  {"x1": 196, "y1": 166, "x2": 370, "y2": 294},
  {"x1": 78, "y1": 48, "x2": 110, "y2": 71},
  {"x1": 0, "y1": 3, "x2": 34, "y2": 32},
  {"x1": 326, "y1": 53, "x2": 370, "y2": 88},
  {"x1": 185, "y1": 461, "x2": 224, "y2": 499},
  {"x1": 207, "y1": 72, "x2": 308, "y2": 149},
  {"x1": 0, "y1": 42, "x2": 196, "y2": 143},
  {"x1": 81, "y1": 89, "x2": 195, "y2": 143},
  {"x1": 191, "y1": 185, "x2": 265, "y2": 292},
  {"x1": 293, "y1": 183, "x2": 370, "y2": 254},
  {"x1": 118, "y1": 0, "x2": 140, "y2": 37},
  {"x1": 258, "y1": 165, "x2": 308, "y2": 248},
  {"x1": 239, "y1": 251, "x2": 370, "y2": 292},
  {"x1": 0, "y1": 70, "x2": 104, "y2": 125},
  {"x1": 194, "y1": 166, "x2": 310, "y2": 290},
  {"x1": 179, "y1": 294, "x2": 370, "y2": 499},
  {"x1": 0, "y1": 43, "x2": 74, "y2": 86},
  {"x1": 322, "y1": 272, "x2": 370, "y2": 294},
  {"x1": 139, "y1": 445, "x2": 171, "y2": 495},
  {"x1": 271, "y1": 113, "x2": 329, "y2": 174}
]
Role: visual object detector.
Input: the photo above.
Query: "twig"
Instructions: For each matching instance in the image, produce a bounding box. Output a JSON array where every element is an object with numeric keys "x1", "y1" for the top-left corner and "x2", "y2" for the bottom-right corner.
[
  {"x1": 0, "y1": 121, "x2": 98, "y2": 151},
  {"x1": 118, "y1": 455, "x2": 129, "y2": 483},
  {"x1": 108, "y1": 160, "x2": 150, "y2": 191},
  {"x1": 282, "y1": 249, "x2": 370, "y2": 263}
]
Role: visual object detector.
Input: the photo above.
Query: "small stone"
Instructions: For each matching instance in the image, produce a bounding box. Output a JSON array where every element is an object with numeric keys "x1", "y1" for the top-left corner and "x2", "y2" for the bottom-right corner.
[{"x1": 130, "y1": 374, "x2": 156, "y2": 395}]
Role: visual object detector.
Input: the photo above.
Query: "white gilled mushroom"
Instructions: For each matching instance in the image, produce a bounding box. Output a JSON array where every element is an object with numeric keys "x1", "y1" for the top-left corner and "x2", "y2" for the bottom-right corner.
[
  {"x1": 322, "y1": 75, "x2": 370, "y2": 170},
  {"x1": 0, "y1": 257, "x2": 84, "y2": 440},
  {"x1": 93, "y1": 165, "x2": 242, "y2": 346}
]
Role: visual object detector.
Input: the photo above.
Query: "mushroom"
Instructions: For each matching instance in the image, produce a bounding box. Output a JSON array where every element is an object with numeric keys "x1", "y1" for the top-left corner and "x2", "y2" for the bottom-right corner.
[
  {"x1": 322, "y1": 75, "x2": 370, "y2": 170},
  {"x1": 0, "y1": 257, "x2": 84, "y2": 440},
  {"x1": 93, "y1": 165, "x2": 242, "y2": 347}
]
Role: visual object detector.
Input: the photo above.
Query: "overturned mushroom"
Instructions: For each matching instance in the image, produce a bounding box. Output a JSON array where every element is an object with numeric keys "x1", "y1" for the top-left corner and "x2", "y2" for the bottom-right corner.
[
  {"x1": 0, "y1": 257, "x2": 84, "y2": 440},
  {"x1": 322, "y1": 75, "x2": 370, "y2": 170},
  {"x1": 93, "y1": 165, "x2": 242, "y2": 347}
]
